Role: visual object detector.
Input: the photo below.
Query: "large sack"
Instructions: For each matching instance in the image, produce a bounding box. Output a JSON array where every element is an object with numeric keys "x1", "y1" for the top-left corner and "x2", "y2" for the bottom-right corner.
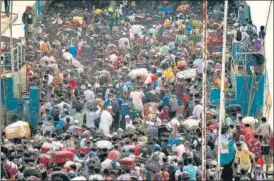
[
  {"x1": 52, "y1": 151, "x2": 74, "y2": 164},
  {"x1": 119, "y1": 157, "x2": 135, "y2": 169}
]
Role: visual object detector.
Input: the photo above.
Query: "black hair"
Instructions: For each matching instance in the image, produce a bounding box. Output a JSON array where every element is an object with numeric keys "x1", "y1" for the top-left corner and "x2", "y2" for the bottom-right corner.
[
  {"x1": 244, "y1": 124, "x2": 250, "y2": 127},
  {"x1": 261, "y1": 117, "x2": 267, "y2": 122},
  {"x1": 186, "y1": 157, "x2": 193, "y2": 164},
  {"x1": 70, "y1": 164, "x2": 77, "y2": 170},
  {"x1": 240, "y1": 168, "x2": 247, "y2": 175},
  {"x1": 260, "y1": 26, "x2": 265, "y2": 31},
  {"x1": 94, "y1": 167, "x2": 101, "y2": 174}
]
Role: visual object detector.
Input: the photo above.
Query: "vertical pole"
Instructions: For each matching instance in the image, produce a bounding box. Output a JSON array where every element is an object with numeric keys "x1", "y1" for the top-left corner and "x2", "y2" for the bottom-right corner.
[
  {"x1": 201, "y1": 0, "x2": 207, "y2": 180},
  {"x1": 218, "y1": 0, "x2": 228, "y2": 179},
  {"x1": 9, "y1": 0, "x2": 14, "y2": 74},
  {"x1": 0, "y1": 0, "x2": 3, "y2": 131}
]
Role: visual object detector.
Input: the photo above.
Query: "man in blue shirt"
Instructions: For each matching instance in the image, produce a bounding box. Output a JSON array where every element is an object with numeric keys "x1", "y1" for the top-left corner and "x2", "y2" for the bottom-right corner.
[
  {"x1": 161, "y1": 89, "x2": 181, "y2": 111},
  {"x1": 183, "y1": 157, "x2": 201, "y2": 181}
]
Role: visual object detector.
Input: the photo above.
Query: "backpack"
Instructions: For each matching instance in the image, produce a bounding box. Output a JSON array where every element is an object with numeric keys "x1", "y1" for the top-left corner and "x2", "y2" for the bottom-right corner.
[
  {"x1": 111, "y1": 98, "x2": 120, "y2": 114},
  {"x1": 169, "y1": 95, "x2": 179, "y2": 112},
  {"x1": 236, "y1": 30, "x2": 242, "y2": 42}
]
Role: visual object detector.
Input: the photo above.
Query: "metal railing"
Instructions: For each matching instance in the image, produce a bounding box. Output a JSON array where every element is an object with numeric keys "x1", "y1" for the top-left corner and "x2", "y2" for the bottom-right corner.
[{"x1": 1, "y1": 44, "x2": 26, "y2": 73}]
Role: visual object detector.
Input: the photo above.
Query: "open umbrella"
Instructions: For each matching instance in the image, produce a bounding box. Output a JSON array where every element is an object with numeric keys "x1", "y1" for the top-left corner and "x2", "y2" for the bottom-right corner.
[{"x1": 95, "y1": 140, "x2": 113, "y2": 150}]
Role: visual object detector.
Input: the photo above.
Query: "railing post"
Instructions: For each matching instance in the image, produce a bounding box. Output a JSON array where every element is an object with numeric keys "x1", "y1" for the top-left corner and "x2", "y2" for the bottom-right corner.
[
  {"x1": 21, "y1": 44, "x2": 23, "y2": 66},
  {"x1": 17, "y1": 45, "x2": 20, "y2": 71}
]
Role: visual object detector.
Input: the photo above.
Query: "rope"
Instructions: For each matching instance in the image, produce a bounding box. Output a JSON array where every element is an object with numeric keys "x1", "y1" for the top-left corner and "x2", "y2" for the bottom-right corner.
[{"x1": 265, "y1": 1, "x2": 273, "y2": 31}]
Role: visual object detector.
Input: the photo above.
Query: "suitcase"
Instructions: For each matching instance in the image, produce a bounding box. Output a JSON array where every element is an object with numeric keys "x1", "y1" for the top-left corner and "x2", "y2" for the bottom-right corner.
[
  {"x1": 41, "y1": 142, "x2": 52, "y2": 153},
  {"x1": 261, "y1": 144, "x2": 270, "y2": 155},
  {"x1": 52, "y1": 151, "x2": 74, "y2": 164},
  {"x1": 119, "y1": 157, "x2": 135, "y2": 169}
]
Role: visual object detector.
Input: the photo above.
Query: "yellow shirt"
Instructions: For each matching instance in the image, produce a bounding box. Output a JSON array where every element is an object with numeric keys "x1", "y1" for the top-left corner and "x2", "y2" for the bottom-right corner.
[
  {"x1": 215, "y1": 77, "x2": 228, "y2": 92},
  {"x1": 162, "y1": 68, "x2": 175, "y2": 82},
  {"x1": 235, "y1": 149, "x2": 252, "y2": 165},
  {"x1": 95, "y1": 98, "x2": 105, "y2": 109}
]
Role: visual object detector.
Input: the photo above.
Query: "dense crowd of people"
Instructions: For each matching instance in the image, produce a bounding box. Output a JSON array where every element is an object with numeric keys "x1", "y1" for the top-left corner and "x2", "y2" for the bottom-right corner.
[{"x1": 1, "y1": 1, "x2": 273, "y2": 181}]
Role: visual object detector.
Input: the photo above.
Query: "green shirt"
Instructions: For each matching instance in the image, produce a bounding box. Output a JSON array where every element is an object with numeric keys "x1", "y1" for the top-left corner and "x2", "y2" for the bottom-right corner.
[
  {"x1": 162, "y1": 45, "x2": 170, "y2": 54},
  {"x1": 130, "y1": 109, "x2": 141, "y2": 119},
  {"x1": 176, "y1": 35, "x2": 187, "y2": 44},
  {"x1": 109, "y1": 21, "x2": 115, "y2": 33}
]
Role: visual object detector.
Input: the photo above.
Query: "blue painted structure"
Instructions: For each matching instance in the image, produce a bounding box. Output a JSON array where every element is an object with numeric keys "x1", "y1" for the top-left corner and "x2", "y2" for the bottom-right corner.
[
  {"x1": 1, "y1": 76, "x2": 40, "y2": 128},
  {"x1": 210, "y1": 42, "x2": 266, "y2": 118}
]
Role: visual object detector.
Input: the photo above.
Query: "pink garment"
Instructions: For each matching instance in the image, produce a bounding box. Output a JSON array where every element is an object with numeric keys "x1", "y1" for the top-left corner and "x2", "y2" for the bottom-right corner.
[
  {"x1": 130, "y1": 91, "x2": 144, "y2": 111},
  {"x1": 159, "y1": 106, "x2": 170, "y2": 121},
  {"x1": 215, "y1": 63, "x2": 221, "y2": 70}
]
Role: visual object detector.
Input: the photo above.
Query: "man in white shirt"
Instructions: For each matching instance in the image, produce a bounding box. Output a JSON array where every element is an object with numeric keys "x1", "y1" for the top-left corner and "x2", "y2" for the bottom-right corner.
[
  {"x1": 118, "y1": 34, "x2": 130, "y2": 48},
  {"x1": 125, "y1": 115, "x2": 135, "y2": 130},
  {"x1": 192, "y1": 100, "x2": 203, "y2": 119},
  {"x1": 84, "y1": 84, "x2": 95, "y2": 102},
  {"x1": 193, "y1": 57, "x2": 203, "y2": 74},
  {"x1": 227, "y1": 28, "x2": 250, "y2": 42},
  {"x1": 256, "y1": 117, "x2": 272, "y2": 139},
  {"x1": 86, "y1": 105, "x2": 101, "y2": 129}
]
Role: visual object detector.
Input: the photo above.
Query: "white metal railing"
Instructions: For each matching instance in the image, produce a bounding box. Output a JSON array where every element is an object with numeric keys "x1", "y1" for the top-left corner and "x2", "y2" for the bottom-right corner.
[{"x1": 1, "y1": 44, "x2": 26, "y2": 72}]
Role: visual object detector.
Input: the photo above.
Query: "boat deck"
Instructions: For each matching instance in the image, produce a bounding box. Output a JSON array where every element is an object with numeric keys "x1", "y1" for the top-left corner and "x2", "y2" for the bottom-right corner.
[{"x1": 1, "y1": 12, "x2": 18, "y2": 35}]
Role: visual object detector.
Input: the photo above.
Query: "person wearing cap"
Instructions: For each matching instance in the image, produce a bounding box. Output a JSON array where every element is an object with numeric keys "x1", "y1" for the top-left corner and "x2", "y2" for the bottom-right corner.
[
  {"x1": 84, "y1": 83, "x2": 95, "y2": 102},
  {"x1": 99, "y1": 106, "x2": 113, "y2": 136},
  {"x1": 125, "y1": 115, "x2": 135, "y2": 130}
]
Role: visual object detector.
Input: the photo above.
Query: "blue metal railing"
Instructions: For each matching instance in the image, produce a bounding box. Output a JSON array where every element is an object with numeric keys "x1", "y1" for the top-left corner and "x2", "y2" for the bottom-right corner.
[{"x1": 1, "y1": 44, "x2": 25, "y2": 72}]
